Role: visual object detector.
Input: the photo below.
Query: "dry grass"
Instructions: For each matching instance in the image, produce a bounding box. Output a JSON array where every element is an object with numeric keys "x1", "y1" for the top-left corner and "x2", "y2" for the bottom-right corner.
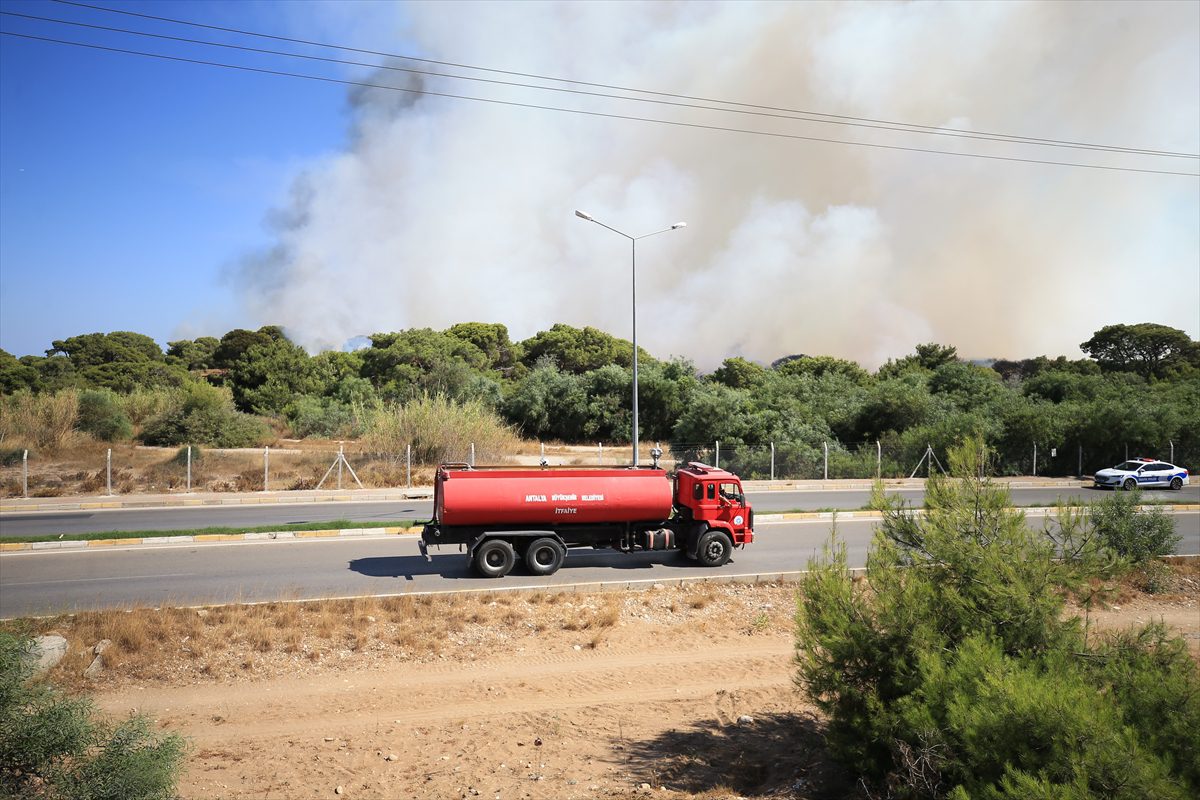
[{"x1": 1, "y1": 582, "x2": 819, "y2": 692}]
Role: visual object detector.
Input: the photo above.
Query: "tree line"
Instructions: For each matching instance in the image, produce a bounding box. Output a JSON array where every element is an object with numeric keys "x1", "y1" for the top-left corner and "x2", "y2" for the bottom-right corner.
[{"x1": 1, "y1": 321, "x2": 1196, "y2": 476}]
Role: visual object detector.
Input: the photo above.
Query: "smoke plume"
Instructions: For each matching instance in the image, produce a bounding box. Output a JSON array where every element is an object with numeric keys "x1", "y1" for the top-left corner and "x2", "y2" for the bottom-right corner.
[{"x1": 241, "y1": 1, "x2": 1199, "y2": 368}]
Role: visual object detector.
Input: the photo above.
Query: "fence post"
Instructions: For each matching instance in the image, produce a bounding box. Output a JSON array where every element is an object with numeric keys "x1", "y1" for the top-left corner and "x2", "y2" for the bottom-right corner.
[
  {"x1": 715, "y1": 441, "x2": 720, "y2": 469},
  {"x1": 406, "y1": 444, "x2": 411, "y2": 488},
  {"x1": 598, "y1": 442, "x2": 602, "y2": 465},
  {"x1": 876, "y1": 440, "x2": 882, "y2": 480},
  {"x1": 263, "y1": 446, "x2": 270, "y2": 492},
  {"x1": 1032, "y1": 443, "x2": 1037, "y2": 477},
  {"x1": 470, "y1": 442, "x2": 475, "y2": 467},
  {"x1": 1170, "y1": 440, "x2": 1174, "y2": 463},
  {"x1": 1125, "y1": 443, "x2": 1128, "y2": 462},
  {"x1": 186, "y1": 446, "x2": 192, "y2": 492},
  {"x1": 1078, "y1": 444, "x2": 1082, "y2": 478},
  {"x1": 106, "y1": 448, "x2": 112, "y2": 496},
  {"x1": 823, "y1": 441, "x2": 828, "y2": 481},
  {"x1": 540, "y1": 442, "x2": 545, "y2": 462},
  {"x1": 337, "y1": 444, "x2": 344, "y2": 490},
  {"x1": 770, "y1": 441, "x2": 775, "y2": 481},
  {"x1": 22, "y1": 449, "x2": 28, "y2": 498}
]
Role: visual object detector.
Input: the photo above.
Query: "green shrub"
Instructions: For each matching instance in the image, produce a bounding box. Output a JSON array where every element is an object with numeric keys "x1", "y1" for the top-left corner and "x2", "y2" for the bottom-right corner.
[
  {"x1": 0, "y1": 632, "x2": 187, "y2": 799},
  {"x1": 285, "y1": 396, "x2": 361, "y2": 439},
  {"x1": 1089, "y1": 489, "x2": 1181, "y2": 562},
  {"x1": 77, "y1": 389, "x2": 133, "y2": 441},
  {"x1": 794, "y1": 438, "x2": 1200, "y2": 797},
  {"x1": 139, "y1": 383, "x2": 270, "y2": 448}
]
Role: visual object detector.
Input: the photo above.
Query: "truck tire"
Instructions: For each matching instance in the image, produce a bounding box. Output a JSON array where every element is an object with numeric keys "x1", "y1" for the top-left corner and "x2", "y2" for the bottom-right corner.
[
  {"x1": 473, "y1": 539, "x2": 516, "y2": 578},
  {"x1": 524, "y1": 537, "x2": 565, "y2": 576},
  {"x1": 695, "y1": 529, "x2": 733, "y2": 568}
]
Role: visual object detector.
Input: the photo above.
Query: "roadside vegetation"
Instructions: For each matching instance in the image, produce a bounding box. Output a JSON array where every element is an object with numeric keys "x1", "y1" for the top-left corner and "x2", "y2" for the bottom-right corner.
[
  {"x1": 0, "y1": 632, "x2": 187, "y2": 799},
  {"x1": 795, "y1": 440, "x2": 1199, "y2": 798},
  {"x1": 1, "y1": 321, "x2": 1197, "y2": 493}
]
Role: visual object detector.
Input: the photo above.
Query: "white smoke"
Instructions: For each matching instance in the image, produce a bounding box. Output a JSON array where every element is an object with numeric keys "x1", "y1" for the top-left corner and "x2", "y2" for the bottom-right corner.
[{"x1": 241, "y1": 1, "x2": 1200, "y2": 368}]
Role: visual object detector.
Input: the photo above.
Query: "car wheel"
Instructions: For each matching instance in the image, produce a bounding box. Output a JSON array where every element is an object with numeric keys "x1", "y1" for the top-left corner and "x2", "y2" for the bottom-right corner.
[
  {"x1": 1122, "y1": 478, "x2": 1137, "y2": 491},
  {"x1": 473, "y1": 539, "x2": 515, "y2": 578},
  {"x1": 524, "y1": 537, "x2": 565, "y2": 576},
  {"x1": 1171, "y1": 477, "x2": 1183, "y2": 490}
]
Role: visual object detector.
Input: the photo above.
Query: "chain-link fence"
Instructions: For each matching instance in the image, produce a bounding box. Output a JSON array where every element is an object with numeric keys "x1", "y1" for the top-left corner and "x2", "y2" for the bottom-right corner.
[{"x1": 0, "y1": 438, "x2": 1192, "y2": 498}]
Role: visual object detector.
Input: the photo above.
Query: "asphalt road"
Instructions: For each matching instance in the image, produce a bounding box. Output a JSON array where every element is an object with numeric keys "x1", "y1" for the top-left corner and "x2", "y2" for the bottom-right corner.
[
  {"x1": 4, "y1": 485, "x2": 1196, "y2": 538},
  {"x1": 2, "y1": 513, "x2": 1196, "y2": 618}
]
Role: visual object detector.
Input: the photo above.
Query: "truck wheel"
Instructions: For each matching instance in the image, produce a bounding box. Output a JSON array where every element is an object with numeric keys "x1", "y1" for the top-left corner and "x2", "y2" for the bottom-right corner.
[
  {"x1": 524, "y1": 537, "x2": 565, "y2": 576},
  {"x1": 695, "y1": 530, "x2": 733, "y2": 568},
  {"x1": 473, "y1": 539, "x2": 516, "y2": 578},
  {"x1": 1122, "y1": 478, "x2": 1137, "y2": 491}
]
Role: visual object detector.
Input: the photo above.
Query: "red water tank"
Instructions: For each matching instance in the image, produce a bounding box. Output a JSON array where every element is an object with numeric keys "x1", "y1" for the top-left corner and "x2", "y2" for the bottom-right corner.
[{"x1": 436, "y1": 467, "x2": 675, "y2": 527}]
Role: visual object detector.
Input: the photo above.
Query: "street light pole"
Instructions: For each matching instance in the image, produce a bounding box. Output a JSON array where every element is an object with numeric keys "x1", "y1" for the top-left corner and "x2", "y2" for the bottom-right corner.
[{"x1": 575, "y1": 210, "x2": 686, "y2": 466}]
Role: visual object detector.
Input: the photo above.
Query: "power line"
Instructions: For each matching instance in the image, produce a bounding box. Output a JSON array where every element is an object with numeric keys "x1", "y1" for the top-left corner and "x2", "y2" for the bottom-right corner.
[
  {"x1": 49, "y1": 0, "x2": 1199, "y2": 160},
  {"x1": 3, "y1": 30, "x2": 1198, "y2": 179},
  {"x1": 8, "y1": 9, "x2": 1197, "y2": 162},
  {"x1": 15, "y1": 8, "x2": 1197, "y2": 161}
]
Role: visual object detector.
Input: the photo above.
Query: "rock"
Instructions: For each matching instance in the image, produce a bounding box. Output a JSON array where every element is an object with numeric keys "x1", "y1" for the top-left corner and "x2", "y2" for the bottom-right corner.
[
  {"x1": 572, "y1": 645, "x2": 582, "y2": 651},
  {"x1": 196, "y1": 609, "x2": 209, "y2": 617},
  {"x1": 366, "y1": 616, "x2": 376, "y2": 623},
  {"x1": 324, "y1": 737, "x2": 335, "y2": 742},
  {"x1": 83, "y1": 655, "x2": 105, "y2": 680},
  {"x1": 533, "y1": 738, "x2": 542, "y2": 747},
  {"x1": 385, "y1": 754, "x2": 397, "y2": 762},
  {"x1": 736, "y1": 715, "x2": 755, "y2": 725},
  {"x1": 93, "y1": 638, "x2": 112, "y2": 655},
  {"x1": 334, "y1": 786, "x2": 344, "y2": 795},
  {"x1": 652, "y1": 583, "x2": 664, "y2": 590},
  {"x1": 22, "y1": 635, "x2": 68, "y2": 674}
]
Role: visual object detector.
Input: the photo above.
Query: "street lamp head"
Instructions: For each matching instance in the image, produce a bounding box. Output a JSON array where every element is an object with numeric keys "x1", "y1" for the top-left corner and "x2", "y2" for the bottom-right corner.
[
  {"x1": 671, "y1": 222, "x2": 687, "y2": 229},
  {"x1": 574, "y1": 210, "x2": 594, "y2": 221}
]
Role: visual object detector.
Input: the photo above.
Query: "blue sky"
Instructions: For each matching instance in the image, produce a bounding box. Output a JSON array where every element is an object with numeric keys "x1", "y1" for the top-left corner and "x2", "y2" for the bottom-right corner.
[{"x1": 0, "y1": 0, "x2": 396, "y2": 357}]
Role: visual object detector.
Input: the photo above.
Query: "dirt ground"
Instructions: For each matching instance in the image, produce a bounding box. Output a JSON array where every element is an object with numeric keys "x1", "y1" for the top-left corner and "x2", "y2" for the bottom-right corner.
[{"x1": 33, "y1": 567, "x2": 1199, "y2": 800}]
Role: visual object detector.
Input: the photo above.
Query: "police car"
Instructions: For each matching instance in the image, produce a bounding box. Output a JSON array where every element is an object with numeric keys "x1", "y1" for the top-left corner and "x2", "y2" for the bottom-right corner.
[{"x1": 1093, "y1": 458, "x2": 1190, "y2": 490}]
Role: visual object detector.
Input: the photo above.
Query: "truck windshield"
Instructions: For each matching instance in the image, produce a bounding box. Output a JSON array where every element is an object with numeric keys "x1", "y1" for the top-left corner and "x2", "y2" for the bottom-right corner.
[{"x1": 719, "y1": 483, "x2": 743, "y2": 504}]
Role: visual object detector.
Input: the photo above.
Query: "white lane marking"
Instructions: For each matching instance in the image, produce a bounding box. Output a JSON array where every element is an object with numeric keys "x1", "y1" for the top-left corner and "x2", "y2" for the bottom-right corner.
[{"x1": 4, "y1": 571, "x2": 194, "y2": 586}]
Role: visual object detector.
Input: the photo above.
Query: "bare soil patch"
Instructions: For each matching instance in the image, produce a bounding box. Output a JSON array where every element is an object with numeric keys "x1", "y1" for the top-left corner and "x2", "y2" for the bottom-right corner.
[{"x1": 8, "y1": 565, "x2": 1198, "y2": 799}]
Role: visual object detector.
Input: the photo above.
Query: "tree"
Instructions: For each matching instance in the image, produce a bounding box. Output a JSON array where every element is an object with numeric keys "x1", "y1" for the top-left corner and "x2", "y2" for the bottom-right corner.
[
  {"x1": 877, "y1": 342, "x2": 959, "y2": 378},
  {"x1": 710, "y1": 357, "x2": 766, "y2": 390},
  {"x1": 446, "y1": 322, "x2": 522, "y2": 371},
  {"x1": 518, "y1": 324, "x2": 644, "y2": 374},
  {"x1": 1, "y1": 632, "x2": 187, "y2": 799},
  {"x1": 47, "y1": 332, "x2": 163, "y2": 368},
  {"x1": 0, "y1": 349, "x2": 39, "y2": 394},
  {"x1": 166, "y1": 336, "x2": 220, "y2": 370},
  {"x1": 1081, "y1": 323, "x2": 1198, "y2": 379},
  {"x1": 211, "y1": 327, "x2": 279, "y2": 370},
  {"x1": 774, "y1": 355, "x2": 870, "y2": 384},
  {"x1": 361, "y1": 329, "x2": 489, "y2": 400},
  {"x1": 225, "y1": 337, "x2": 319, "y2": 415},
  {"x1": 794, "y1": 439, "x2": 1200, "y2": 797}
]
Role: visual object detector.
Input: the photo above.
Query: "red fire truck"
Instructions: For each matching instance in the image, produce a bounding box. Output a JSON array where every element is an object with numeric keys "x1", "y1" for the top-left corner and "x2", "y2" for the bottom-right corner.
[{"x1": 419, "y1": 461, "x2": 754, "y2": 577}]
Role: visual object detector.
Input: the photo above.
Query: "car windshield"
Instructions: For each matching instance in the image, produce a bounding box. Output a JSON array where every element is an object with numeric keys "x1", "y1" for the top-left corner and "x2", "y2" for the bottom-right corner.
[{"x1": 1114, "y1": 461, "x2": 1145, "y2": 471}]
